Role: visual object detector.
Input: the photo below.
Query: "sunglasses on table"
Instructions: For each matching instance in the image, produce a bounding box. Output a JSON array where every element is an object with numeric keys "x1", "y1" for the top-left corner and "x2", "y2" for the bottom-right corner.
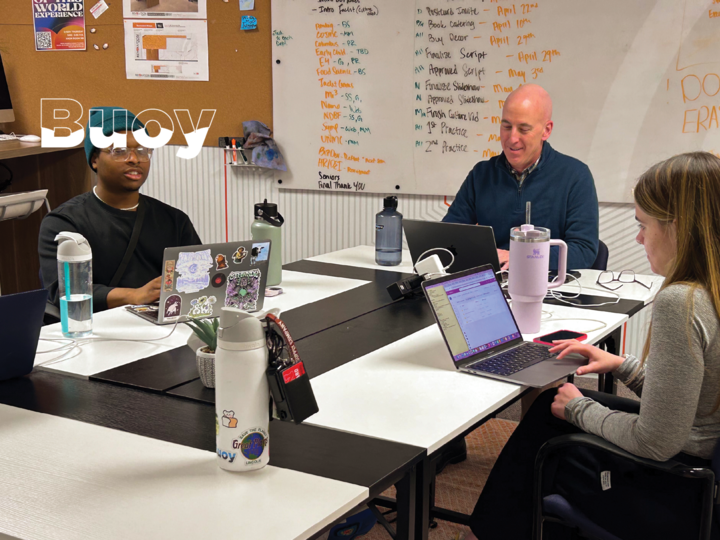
[
  {"x1": 596, "y1": 270, "x2": 650, "y2": 291},
  {"x1": 101, "y1": 146, "x2": 153, "y2": 162}
]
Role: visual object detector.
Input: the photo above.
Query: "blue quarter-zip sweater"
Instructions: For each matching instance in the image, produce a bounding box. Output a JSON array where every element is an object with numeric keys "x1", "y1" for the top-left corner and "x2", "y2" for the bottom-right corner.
[{"x1": 442, "y1": 142, "x2": 599, "y2": 270}]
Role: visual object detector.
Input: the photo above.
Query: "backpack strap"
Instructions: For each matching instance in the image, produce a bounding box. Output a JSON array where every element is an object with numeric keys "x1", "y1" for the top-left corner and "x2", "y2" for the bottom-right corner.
[{"x1": 109, "y1": 197, "x2": 146, "y2": 288}]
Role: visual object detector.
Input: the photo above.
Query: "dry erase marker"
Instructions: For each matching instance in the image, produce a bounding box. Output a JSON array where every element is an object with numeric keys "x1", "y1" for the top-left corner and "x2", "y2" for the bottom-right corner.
[
  {"x1": 231, "y1": 139, "x2": 237, "y2": 165},
  {"x1": 239, "y1": 148, "x2": 249, "y2": 164}
]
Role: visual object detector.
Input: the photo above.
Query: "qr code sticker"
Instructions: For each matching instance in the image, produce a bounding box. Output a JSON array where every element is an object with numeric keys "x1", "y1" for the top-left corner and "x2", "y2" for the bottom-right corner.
[{"x1": 36, "y1": 32, "x2": 52, "y2": 49}]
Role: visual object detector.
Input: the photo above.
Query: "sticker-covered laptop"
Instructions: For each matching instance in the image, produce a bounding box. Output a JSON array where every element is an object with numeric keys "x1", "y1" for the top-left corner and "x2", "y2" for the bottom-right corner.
[
  {"x1": 422, "y1": 264, "x2": 586, "y2": 387},
  {"x1": 126, "y1": 240, "x2": 271, "y2": 325}
]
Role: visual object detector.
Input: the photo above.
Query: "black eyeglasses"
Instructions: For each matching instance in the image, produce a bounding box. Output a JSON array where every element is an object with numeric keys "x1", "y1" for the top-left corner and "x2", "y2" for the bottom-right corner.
[
  {"x1": 596, "y1": 270, "x2": 650, "y2": 291},
  {"x1": 101, "y1": 146, "x2": 153, "y2": 162}
]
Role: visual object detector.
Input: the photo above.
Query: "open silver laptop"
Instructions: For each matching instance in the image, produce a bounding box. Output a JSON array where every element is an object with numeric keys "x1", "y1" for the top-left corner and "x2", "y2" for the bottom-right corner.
[
  {"x1": 127, "y1": 240, "x2": 271, "y2": 325},
  {"x1": 422, "y1": 264, "x2": 586, "y2": 387}
]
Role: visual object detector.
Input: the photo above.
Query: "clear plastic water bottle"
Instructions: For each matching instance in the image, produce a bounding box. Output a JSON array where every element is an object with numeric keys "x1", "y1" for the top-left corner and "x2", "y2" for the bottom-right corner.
[
  {"x1": 55, "y1": 232, "x2": 93, "y2": 338},
  {"x1": 375, "y1": 196, "x2": 403, "y2": 266}
]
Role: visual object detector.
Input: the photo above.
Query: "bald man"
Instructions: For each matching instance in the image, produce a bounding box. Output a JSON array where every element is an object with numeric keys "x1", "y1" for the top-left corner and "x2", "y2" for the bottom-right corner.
[{"x1": 443, "y1": 84, "x2": 599, "y2": 270}]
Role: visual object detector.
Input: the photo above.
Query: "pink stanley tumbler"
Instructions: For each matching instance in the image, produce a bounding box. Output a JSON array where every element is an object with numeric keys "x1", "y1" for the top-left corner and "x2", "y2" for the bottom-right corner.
[{"x1": 508, "y1": 225, "x2": 567, "y2": 334}]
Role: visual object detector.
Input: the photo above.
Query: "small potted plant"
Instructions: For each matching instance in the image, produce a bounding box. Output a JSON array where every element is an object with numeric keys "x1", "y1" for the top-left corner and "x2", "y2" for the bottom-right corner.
[{"x1": 185, "y1": 318, "x2": 219, "y2": 388}]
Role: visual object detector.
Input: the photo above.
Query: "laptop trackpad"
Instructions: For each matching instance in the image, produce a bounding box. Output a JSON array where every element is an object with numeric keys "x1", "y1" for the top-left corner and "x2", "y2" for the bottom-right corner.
[{"x1": 507, "y1": 353, "x2": 587, "y2": 388}]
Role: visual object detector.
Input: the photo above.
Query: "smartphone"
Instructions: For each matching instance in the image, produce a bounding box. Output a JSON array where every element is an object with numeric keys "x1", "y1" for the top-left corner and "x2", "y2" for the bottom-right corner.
[{"x1": 533, "y1": 329, "x2": 587, "y2": 346}]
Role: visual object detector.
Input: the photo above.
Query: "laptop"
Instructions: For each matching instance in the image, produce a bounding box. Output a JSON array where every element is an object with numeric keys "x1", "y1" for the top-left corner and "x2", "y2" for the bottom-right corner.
[
  {"x1": 422, "y1": 264, "x2": 586, "y2": 387},
  {"x1": 126, "y1": 240, "x2": 271, "y2": 325},
  {"x1": 0, "y1": 289, "x2": 48, "y2": 381},
  {"x1": 403, "y1": 220, "x2": 501, "y2": 274}
]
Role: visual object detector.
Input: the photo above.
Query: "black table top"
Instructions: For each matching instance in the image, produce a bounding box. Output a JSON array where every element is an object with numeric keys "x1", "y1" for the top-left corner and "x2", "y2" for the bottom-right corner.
[
  {"x1": 0, "y1": 370, "x2": 424, "y2": 498},
  {"x1": 92, "y1": 259, "x2": 417, "y2": 394}
]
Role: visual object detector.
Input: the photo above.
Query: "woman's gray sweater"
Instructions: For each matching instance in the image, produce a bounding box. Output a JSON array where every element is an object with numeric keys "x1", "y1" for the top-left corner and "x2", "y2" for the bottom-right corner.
[{"x1": 566, "y1": 284, "x2": 720, "y2": 461}]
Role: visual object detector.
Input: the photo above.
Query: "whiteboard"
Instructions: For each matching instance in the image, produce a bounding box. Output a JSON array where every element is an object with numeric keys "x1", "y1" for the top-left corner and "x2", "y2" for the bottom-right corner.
[{"x1": 272, "y1": 0, "x2": 720, "y2": 202}]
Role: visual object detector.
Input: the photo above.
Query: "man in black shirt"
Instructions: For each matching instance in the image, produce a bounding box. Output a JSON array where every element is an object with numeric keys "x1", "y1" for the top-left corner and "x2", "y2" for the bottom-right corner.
[{"x1": 39, "y1": 107, "x2": 201, "y2": 312}]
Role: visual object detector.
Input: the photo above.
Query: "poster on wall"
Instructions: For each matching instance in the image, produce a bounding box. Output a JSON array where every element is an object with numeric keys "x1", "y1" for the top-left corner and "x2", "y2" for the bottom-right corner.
[
  {"x1": 123, "y1": 19, "x2": 209, "y2": 81},
  {"x1": 123, "y1": 0, "x2": 207, "y2": 20},
  {"x1": 32, "y1": 0, "x2": 87, "y2": 51}
]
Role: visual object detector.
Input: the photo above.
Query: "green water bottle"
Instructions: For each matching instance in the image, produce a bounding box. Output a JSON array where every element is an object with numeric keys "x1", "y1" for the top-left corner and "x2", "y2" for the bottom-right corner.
[{"x1": 251, "y1": 199, "x2": 284, "y2": 286}]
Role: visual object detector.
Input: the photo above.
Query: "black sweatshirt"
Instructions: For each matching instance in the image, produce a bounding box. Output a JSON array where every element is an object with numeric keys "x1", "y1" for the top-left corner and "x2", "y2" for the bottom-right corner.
[{"x1": 39, "y1": 192, "x2": 201, "y2": 312}]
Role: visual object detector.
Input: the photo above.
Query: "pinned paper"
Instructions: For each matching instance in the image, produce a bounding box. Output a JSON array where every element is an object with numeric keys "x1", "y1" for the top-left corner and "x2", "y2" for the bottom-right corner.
[
  {"x1": 241, "y1": 16, "x2": 258, "y2": 30},
  {"x1": 90, "y1": 0, "x2": 109, "y2": 19},
  {"x1": 239, "y1": 0, "x2": 254, "y2": 10}
]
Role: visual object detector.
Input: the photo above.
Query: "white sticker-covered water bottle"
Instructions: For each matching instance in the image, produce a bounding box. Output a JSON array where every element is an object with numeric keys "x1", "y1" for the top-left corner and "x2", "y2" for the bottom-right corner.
[{"x1": 215, "y1": 307, "x2": 270, "y2": 472}]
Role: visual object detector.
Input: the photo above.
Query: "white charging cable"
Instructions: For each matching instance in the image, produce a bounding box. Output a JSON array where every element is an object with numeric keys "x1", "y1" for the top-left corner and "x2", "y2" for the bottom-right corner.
[
  {"x1": 37, "y1": 319, "x2": 183, "y2": 367},
  {"x1": 546, "y1": 273, "x2": 621, "y2": 308}
]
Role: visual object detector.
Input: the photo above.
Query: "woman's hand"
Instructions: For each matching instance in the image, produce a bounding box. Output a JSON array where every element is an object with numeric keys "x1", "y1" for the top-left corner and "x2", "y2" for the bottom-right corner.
[
  {"x1": 549, "y1": 340, "x2": 625, "y2": 376},
  {"x1": 551, "y1": 383, "x2": 583, "y2": 420}
]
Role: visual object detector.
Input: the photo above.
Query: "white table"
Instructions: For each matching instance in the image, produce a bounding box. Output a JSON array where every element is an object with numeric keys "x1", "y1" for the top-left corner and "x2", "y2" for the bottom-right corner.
[
  {"x1": 35, "y1": 270, "x2": 368, "y2": 378},
  {"x1": 554, "y1": 268, "x2": 664, "y2": 305},
  {"x1": 0, "y1": 405, "x2": 367, "y2": 540},
  {"x1": 306, "y1": 305, "x2": 626, "y2": 454},
  {"x1": 309, "y1": 245, "x2": 415, "y2": 274}
]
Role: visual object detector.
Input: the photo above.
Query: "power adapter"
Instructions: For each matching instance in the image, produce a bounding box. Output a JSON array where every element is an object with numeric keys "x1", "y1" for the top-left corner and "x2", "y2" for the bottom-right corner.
[{"x1": 415, "y1": 254, "x2": 445, "y2": 277}]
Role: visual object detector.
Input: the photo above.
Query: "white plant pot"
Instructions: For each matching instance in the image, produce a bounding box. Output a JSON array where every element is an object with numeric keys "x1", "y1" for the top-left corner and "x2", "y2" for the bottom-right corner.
[{"x1": 196, "y1": 347, "x2": 216, "y2": 388}]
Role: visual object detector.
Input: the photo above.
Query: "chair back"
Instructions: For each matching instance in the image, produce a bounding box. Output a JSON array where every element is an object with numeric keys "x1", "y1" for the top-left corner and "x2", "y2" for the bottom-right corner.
[
  {"x1": 711, "y1": 439, "x2": 720, "y2": 529},
  {"x1": 591, "y1": 240, "x2": 609, "y2": 271}
]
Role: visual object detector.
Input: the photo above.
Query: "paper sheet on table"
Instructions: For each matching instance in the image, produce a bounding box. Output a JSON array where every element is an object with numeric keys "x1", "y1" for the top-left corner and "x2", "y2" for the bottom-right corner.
[
  {"x1": 123, "y1": 0, "x2": 207, "y2": 19},
  {"x1": 124, "y1": 19, "x2": 209, "y2": 81}
]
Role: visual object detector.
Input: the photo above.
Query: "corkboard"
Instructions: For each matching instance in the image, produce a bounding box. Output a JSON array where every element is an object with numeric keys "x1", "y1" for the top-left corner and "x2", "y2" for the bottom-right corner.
[{"x1": 0, "y1": 1, "x2": 272, "y2": 146}]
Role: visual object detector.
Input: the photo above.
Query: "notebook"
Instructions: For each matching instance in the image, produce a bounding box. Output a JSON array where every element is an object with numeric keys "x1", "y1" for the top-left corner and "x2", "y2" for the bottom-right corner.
[
  {"x1": 403, "y1": 220, "x2": 501, "y2": 274},
  {"x1": 0, "y1": 289, "x2": 48, "y2": 381},
  {"x1": 126, "y1": 240, "x2": 271, "y2": 325},
  {"x1": 422, "y1": 264, "x2": 586, "y2": 387}
]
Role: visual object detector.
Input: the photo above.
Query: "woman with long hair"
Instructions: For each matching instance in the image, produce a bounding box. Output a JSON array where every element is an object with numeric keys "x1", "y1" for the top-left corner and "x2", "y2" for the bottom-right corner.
[{"x1": 461, "y1": 152, "x2": 720, "y2": 540}]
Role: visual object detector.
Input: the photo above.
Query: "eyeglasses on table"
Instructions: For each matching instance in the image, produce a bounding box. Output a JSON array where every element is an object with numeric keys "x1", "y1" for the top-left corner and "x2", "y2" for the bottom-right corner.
[{"x1": 596, "y1": 270, "x2": 650, "y2": 291}]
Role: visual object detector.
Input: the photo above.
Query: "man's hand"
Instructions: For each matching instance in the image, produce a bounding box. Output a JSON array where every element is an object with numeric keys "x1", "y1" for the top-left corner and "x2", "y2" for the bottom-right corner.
[
  {"x1": 549, "y1": 340, "x2": 625, "y2": 376},
  {"x1": 107, "y1": 276, "x2": 162, "y2": 309},
  {"x1": 551, "y1": 383, "x2": 583, "y2": 420},
  {"x1": 498, "y1": 248, "x2": 510, "y2": 270}
]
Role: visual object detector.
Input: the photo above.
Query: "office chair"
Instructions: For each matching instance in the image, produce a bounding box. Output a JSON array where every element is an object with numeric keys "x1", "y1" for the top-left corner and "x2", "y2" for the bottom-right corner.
[
  {"x1": 590, "y1": 240, "x2": 609, "y2": 271},
  {"x1": 38, "y1": 268, "x2": 60, "y2": 325},
  {"x1": 533, "y1": 433, "x2": 719, "y2": 540}
]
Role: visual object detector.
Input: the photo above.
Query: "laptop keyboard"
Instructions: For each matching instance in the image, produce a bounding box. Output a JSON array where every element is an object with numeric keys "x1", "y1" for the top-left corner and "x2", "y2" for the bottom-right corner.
[{"x1": 467, "y1": 343, "x2": 556, "y2": 377}]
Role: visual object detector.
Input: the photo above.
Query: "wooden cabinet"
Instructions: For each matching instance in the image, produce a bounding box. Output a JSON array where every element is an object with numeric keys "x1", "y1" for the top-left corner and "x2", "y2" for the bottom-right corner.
[{"x1": 0, "y1": 142, "x2": 90, "y2": 295}]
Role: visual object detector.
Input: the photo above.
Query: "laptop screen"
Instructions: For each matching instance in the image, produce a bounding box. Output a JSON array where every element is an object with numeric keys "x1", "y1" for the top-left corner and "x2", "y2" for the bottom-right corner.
[{"x1": 424, "y1": 268, "x2": 521, "y2": 362}]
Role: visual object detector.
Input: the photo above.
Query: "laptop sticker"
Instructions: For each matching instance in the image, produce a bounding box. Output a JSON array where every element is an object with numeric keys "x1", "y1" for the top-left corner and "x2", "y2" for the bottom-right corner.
[
  {"x1": 251, "y1": 242, "x2": 270, "y2": 265},
  {"x1": 216, "y1": 254, "x2": 229, "y2": 270},
  {"x1": 188, "y1": 295, "x2": 217, "y2": 318},
  {"x1": 132, "y1": 305, "x2": 158, "y2": 313},
  {"x1": 211, "y1": 272, "x2": 227, "y2": 288},
  {"x1": 232, "y1": 246, "x2": 248, "y2": 264},
  {"x1": 164, "y1": 294, "x2": 182, "y2": 321},
  {"x1": 225, "y1": 269, "x2": 261, "y2": 312},
  {"x1": 176, "y1": 249, "x2": 213, "y2": 293},
  {"x1": 163, "y1": 260, "x2": 175, "y2": 292}
]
